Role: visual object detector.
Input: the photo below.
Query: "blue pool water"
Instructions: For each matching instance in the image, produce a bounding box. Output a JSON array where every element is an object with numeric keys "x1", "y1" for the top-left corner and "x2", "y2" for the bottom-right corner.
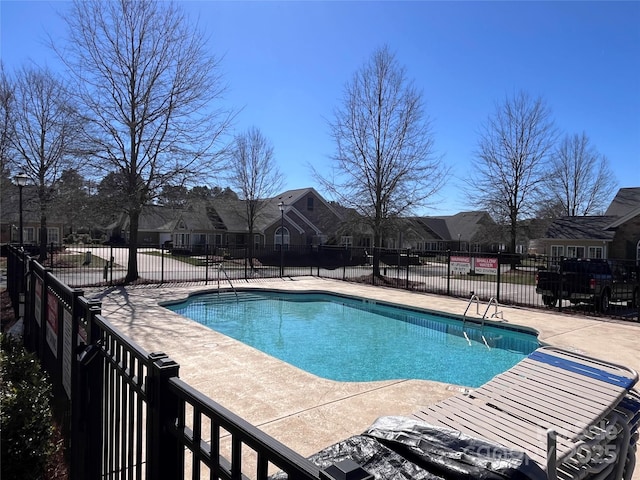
[{"x1": 165, "y1": 291, "x2": 539, "y2": 387}]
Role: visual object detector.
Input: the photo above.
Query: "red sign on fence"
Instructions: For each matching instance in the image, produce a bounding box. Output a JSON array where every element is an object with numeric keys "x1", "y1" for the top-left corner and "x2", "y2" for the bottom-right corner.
[
  {"x1": 474, "y1": 257, "x2": 498, "y2": 275},
  {"x1": 46, "y1": 292, "x2": 59, "y2": 358},
  {"x1": 451, "y1": 256, "x2": 471, "y2": 274}
]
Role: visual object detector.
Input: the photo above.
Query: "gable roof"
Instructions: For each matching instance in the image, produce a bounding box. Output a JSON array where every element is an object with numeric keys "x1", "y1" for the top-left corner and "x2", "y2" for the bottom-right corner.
[
  {"x1": 544, "y1": 216, "x2": 617, "y2": 241},
  {"x1": 410, "y1": 211, "x2": 494, "y2": 241},
  {"x1": 275, "y1": 187, "x2": 344, "y2": 219},
  {"x1": 604, "y1": 187, "x2": 640, "y2": 217},
  {"x1": 132, "y1": 205, "x2": 180, "y2": 231}
]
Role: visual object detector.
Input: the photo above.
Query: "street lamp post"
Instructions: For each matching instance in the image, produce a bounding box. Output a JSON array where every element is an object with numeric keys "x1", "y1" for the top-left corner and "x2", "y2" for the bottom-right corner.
[
  {"x1": 278, "y1": 202, "x2": 284, "y2": 277},
  {"x1": 14, "y1": 173, "x2": 28, "y2": 248}
]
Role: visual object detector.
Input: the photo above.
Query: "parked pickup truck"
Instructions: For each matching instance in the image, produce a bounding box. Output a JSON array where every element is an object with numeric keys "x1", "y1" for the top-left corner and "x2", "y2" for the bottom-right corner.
[{"x1": 535, "y1": 258, "x2": 640, "y2": 312}]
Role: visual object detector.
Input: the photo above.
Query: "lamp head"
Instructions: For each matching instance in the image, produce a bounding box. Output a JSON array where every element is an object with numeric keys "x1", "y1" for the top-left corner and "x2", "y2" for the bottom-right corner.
[{"x1": 14, "y1": 172, "x2": 28, "y2": 187}]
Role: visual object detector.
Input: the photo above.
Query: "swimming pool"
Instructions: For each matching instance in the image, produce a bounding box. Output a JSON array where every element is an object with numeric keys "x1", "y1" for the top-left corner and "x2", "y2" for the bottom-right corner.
[{"x1": 164, "y1": 290, "x2": 539, "y2": 387}]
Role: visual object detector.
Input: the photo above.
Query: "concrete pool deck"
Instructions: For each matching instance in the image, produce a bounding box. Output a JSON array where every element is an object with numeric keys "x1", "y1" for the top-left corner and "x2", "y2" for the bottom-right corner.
[{"x1": 90, "y1": 276, "x2": 640, "y2": 478}]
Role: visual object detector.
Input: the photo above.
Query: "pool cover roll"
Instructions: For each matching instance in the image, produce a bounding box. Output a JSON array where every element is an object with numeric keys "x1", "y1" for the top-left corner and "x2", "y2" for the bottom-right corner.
[{"x1": 271, "y1": 416, "x2": 546, "y2": 480}]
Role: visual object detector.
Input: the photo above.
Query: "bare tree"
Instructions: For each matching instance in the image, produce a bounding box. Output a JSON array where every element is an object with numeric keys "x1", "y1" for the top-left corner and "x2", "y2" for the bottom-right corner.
[
  {"x1": 8, "y1": 65, "x2": 82, "y2": 260},
  {"x1": 319, "y1": 45, "x2": 446, "y2": 276},
  {"x1": 471, "y1": 91, "x2": 557, "y2": 256},
  {"x1": 59, "y1": 0, "x2": 233, "y2": 282},
  {"x1": 0, "y1": 64, "x2": 13, "y2": 177},
  {"x1": 228, "y1": 126, "x2": 283, "y2": 267},
  {"x1": 545, "y1": 132, "x2": 617, "y2": 216}
]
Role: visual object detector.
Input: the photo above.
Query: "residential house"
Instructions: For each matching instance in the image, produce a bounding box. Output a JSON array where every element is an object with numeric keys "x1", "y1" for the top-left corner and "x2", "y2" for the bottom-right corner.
[
  {"x1": 106, "y1": 187, "x2": 346, "y2": 253},
  {"x1": 390, "y1": 211, "x2": 500, "y2": 253},
  {"x1": 268, "y1": 188, "x2": 345, "y2": 248},
  {"x1": 103, "y1": 187, "x2": 526, "y2": 261},
  {"x1": 108, "y1": 202, "x2": 229, "y2": 252},
  {"x1": 1, "y1": 182, "x2": 65, "y2": 247},
  {"x1": 531, "y1": 187, "x2": 640, "y2": 263}
]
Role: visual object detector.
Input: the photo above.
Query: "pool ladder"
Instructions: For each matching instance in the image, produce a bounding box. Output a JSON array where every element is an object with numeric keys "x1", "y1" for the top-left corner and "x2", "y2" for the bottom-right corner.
[
  {"x1": 462, "y1": 293, "x2": 505, "y2": 348},
  {"x1": 216, "y1": 263, "x2": 238, "y2": 299}
]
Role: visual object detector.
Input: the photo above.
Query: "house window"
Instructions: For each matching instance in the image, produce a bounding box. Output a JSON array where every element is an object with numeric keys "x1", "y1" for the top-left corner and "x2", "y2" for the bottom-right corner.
[
  {"x1": 275, "y1": 227, "x2": 289, "y2": 250},
  {"x1": 174, "y1": 233, "x2": 190, "y2": 247},
  {"x1": 214, "y1": 234, "x2": 222, "y2": 246},
  {"x1": 254, "y1": 234, "x2": 262, "y2": 249},
  {"x1": 307, "y1": 197, "x2": 314, "y2": 211},
  {"x1": 340, "y1": 236, "x2": 353, "y2": 247},
  {"x1": 47, "y1": 228, "x2": 60, "y2": 245},
  {"x1": 588, "y1": 246, "x2": 604, "y2": 259},
  {"x1": 566, "y1": 246, "x2": 585, "y2": 258},
  {"x1": 550, "y1": 245, "x2": 564, "y2": 258},
  {"x1": 24, "y1": 227, "x2": 36, "y2": 243},
  {"x1": 636, "y1": 240, "x2": 640, "y2": 266}
]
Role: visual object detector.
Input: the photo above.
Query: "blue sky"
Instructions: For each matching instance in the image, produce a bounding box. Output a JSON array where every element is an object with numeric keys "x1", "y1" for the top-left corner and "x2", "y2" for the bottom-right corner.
[{"x1": 1, "y1": 1, "x2": 639, "y2": 215}]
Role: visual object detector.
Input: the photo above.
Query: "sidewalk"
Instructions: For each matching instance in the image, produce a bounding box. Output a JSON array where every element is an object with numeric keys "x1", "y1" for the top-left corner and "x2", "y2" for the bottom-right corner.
[{"x1": 92, "y1": 277, "x2": 640, "y2": 479}]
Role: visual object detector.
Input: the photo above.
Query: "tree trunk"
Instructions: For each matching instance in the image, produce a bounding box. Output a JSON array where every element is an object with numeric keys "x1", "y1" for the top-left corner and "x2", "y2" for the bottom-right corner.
[
  {"x1": 39, "y1": 214, "x2": 48, "y2": 262},
  {"x1": 510, "y1": 217, "x2": 518, "y2": 268},
  {"x1": 372, "y1": 232, "x2": 382, "y2": 277},
  {"x1": 125, "y1": 209, "x2": 140, "y2": 283}
]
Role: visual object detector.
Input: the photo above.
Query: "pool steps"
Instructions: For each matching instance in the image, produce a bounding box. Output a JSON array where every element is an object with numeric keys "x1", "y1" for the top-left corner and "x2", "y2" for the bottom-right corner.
[{"x1": 463, "y1": 293, "x2": 506, "y2": 348}]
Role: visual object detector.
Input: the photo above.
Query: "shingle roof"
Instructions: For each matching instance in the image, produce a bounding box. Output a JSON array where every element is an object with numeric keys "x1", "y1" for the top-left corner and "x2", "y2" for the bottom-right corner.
[
  {"x1": 544, "y1": 216, "x2": 617, "y2": 241},
  {"x1": 411, "y1": 211, "x2": 493, "y2": 241},
  {"x1": 604, "y1": 187, "x2": 640, "y2": 217},
  {"x1": 208, "y1": 198, "x2": 285, "y2": 233},
  {"x1": 136, "y1": 205, "x2": 181, "y2": 231}
]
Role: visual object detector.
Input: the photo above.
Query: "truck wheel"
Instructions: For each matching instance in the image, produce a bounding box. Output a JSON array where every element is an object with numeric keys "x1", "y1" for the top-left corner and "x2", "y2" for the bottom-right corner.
[
  {"x1": 542, "y1": 295, "x2": 557, "y2": 307},
  {"x1": 598, "y1": 290, "x2": 610, "y2": 313}
]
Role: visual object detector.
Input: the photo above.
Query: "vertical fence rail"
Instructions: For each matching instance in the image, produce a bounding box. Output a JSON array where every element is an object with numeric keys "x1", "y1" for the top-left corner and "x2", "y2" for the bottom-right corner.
[
  {"x1": 6, "y1": 245, "x2": 357, "y2": 480},
  {"x1": 9, "y1": 244, "x2": 639, "y2": 320},
  {"x1": 5, "y1": 244, "x2": 638, "y2": 478}
]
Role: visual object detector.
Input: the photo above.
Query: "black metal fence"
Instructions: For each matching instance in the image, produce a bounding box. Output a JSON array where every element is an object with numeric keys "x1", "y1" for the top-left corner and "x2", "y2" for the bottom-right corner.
[
  {"x1": 35, "y1": 243, "x2": 640, "y2": 321},
  {"x1": 6, "y1": 245, "x2": 367, "y2": 480}
]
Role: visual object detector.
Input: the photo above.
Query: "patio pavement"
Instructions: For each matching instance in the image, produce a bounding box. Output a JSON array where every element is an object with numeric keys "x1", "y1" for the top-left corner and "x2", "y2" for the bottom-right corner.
[{"x1": 89, "y1": 276, "x2": 640, "y2": 479}]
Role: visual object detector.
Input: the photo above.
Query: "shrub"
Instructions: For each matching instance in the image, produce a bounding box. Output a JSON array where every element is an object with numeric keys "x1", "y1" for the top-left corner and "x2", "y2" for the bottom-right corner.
[{"x1": 0, "y1": 334, "x2": 56, "y2": 480}]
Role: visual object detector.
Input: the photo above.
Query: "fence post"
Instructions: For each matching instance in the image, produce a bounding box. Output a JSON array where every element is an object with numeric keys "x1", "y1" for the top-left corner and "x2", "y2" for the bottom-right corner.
[
  {"x1": 342, "y1": 250, "x2": 346, "y2": 281},
  {"x1": 496, "y1": 252, "x2": 501, "y2": 302},
  {"x1": 446, "y1": 250, "x2": 451, "y2": 296},
  {"x1": 109, "y1": 247, "x2": 114, "y2": 286},
  {"x1": 205, "y1": 243, "x2": 210, "y2": 285},
  {"x1": 558, "y1": 258, "x2": 564, "y2": 312},
  {"x1": 405, "y1": 249, "x2": 410, "y2": 290},
  {"x1": 81, "y1": 300, "x2": 104, "y2": 480},
  {"x1": 243, "y1": 245, "x2": 247, "y2": 280},
  {"x1": 69, "y1": 290, "x2": 88, "y2": 480},
  {"x1": 147, "y1": 352, "x2": 182, "y2": 480},
  {"x1": 23, "y1": 255, "x2": 36, "y2": 352},
  {"x1": 161, "y1": 243, "x2": 165, "y2": 285}
]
